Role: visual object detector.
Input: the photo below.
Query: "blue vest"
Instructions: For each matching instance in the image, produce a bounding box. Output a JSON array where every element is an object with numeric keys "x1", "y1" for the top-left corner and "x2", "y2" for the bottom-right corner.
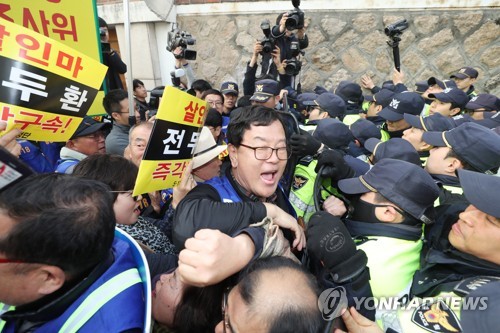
[
  {"x1": 0, "y1": 235, "x2": 146, "y2": 333},
  {"x1": 205, "y1": 175, "x2": 296, "y2": 217},
  {"x1": 55, "y1": 159, "x2": 79, "y2": 174},
  {"x1": 18, "y1": 141, "x2": 61, "y2": 173}
]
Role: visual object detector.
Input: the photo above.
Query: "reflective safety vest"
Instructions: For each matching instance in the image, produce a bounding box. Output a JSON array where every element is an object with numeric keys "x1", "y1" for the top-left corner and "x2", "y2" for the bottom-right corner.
[
  {"x1": 435, "y1": 184, "x2": 464, "y2": 206},
  {"x1": 420, "y1": 104, "x2": 431, "y2": 117},
  {"x1": 380, "y1": 129, "x2": 391, "y2": 142},
  {"x1": 289, "y1": 157, "x2": 339, "y2": 224},
  {"x1": 356, "y1": 236, "x2": 422, "y2": 299},
  {"x1": 342, "y1": 114, "x2": 360, "y2": 126}
]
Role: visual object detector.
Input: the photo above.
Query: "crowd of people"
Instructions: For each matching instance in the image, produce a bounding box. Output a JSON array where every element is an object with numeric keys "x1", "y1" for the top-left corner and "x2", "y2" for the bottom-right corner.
[{"x1": 0, "y1": 9, "x2": 500, "y2": 333}]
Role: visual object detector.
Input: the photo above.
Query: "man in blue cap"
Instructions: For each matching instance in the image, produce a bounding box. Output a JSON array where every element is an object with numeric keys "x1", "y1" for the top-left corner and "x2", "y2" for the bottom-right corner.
[
  {"x1": 296, "y1": 92, "x2": 318, "y2": 129},
  {"x1": 364, "y1": 137, "x2": 421, "y2": 167},
  {"x1": 428, "y1": 87, "x2": 469, "y2": 117},
  {"x1": 250, "y1": 79, "x2": 281, "y2": 109},
  {"x1": 464, "y1": 93, "x2": 500, "y2": 120},
  {"x1": 302, "y1": 92, "x2": 346, "y2": 130},
  {"x1": 348, "y1": 118, "x2": 382, "y2": 162},
  {"x1": 422, "y1": 122, "x2": 500, "y2": 205},
  {"x1": 402, "y1": 113, "x2": 457, "y2": 165},
  {"x1": 55, "y1": 116, "x2": 111, "y2": 174},
  {"x1": 363, "y1": 89, "x2": 395, "y2": 130},
  {"x1": 450, "y1": 66, "x2": 479, "y2": 98},
  {"x1": 220, "y1": 81, "x2": 239, "y2": 115},
  {"x1": 421, "y1": 77, "x2": 457, "y2": 116},
  {"x1": 334, "y1": 81, "x2": 364, "y2": 125},
  {"x1": 335, "y1": 159, "x2": 439, "y2": 299},
  {"x1": 378, "y1": 91, "x2": 425, "y2": 139},
  {"x1": 337, "y1": 169, "x2": 500, "y2": 333}
]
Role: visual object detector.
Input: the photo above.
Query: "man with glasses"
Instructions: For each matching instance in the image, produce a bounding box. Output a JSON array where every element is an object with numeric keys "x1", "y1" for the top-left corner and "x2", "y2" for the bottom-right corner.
[
  {"x1": 173, "y1": 105, "x2": 299, "y2": 251},
  {"x1": 55, "y1": 116, "x2": 111, "y2": 173},
  {"x1": 202, "y1": 89, "x2": 225, "y2": 114},
  {"x1": 103, "y1": 89, "x2": 133, "y2": 156}
]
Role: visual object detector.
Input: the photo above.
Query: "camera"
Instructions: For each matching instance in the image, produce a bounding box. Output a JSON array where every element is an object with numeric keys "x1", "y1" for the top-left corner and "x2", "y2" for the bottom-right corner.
[
  {"x1": 286, "y1": 0, "x2": 304, "y2": 30},
  {"x1": 166, "y1": 25, "x2": 197, "y2": 61},
  {"x1": 384, "y1": 19, "x2": 409, "y2": 37},
  {"x1": 284, "y1": 41, "x2": 302, "y2": 76},
  {"x1": 260, "y1": 19, "x2": 275, "y2": 54},
  {"x1": 284, "y1": 59, "x2": 302, "y2": 76}
]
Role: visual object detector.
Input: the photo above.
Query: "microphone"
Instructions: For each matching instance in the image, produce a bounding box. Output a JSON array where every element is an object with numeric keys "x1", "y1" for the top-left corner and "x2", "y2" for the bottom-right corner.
[{"x1": 170, "y1": 68, "x2": 186, "y2": 78}]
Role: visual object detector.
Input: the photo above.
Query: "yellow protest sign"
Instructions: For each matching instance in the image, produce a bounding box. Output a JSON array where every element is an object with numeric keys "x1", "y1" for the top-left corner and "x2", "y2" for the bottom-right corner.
[
  {"x1": 0, "y1": 19, "x2": 107, "y2": 141},
  {"x1": 134, "y1": 87, "x2": 207, "y2": 196},
  {"x1": 3, "y1": 0, "x2": 104, "y2": 116}
]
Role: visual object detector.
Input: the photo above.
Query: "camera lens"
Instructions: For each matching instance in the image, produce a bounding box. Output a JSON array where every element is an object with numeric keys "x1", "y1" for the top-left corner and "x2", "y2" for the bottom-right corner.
[{"x1": 286, "y1": 16, "x2": 299, "y2": 30}]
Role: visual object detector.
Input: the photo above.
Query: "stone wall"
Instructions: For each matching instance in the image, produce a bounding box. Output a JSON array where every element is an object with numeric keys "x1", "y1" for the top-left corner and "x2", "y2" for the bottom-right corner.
[{"x1": 177, "y1": 9, "x2": 500, "y2": 96}]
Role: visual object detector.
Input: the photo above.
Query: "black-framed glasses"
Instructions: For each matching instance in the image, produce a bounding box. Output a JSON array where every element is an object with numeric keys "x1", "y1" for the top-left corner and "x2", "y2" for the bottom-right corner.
[
  {"x1": 82, "y1": 131, "x2": 106, "y2": 141},
  {"x1": 109, "y1": 190, "x2": 139, "y2": 201},
  {"x1": 207, "y1": 100, "x2": 223, "y2": 107},
  {"x1": 222, "y1": 287, "x2": 233, "y2": 333},
  {"x1": 239, "y1": 143, "x2": 291, "y2": 161}
]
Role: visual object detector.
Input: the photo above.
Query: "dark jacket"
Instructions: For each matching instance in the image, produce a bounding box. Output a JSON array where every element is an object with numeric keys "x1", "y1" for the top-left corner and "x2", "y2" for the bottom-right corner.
[{"x1": 412, "y1": 204, "x2": 500, "y2": 298}]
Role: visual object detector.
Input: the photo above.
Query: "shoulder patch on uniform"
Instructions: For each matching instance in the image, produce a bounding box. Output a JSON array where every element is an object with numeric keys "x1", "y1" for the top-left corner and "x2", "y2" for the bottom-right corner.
[
  {"x1": 292, "y1": 175, "x2": 308, "y2": 190},
  {"x1": 411, "y1": 300, "x2": 461, "y2": 333},
  {"x1": 453, "y1": 276, "x2": 500, "y2": 296}
]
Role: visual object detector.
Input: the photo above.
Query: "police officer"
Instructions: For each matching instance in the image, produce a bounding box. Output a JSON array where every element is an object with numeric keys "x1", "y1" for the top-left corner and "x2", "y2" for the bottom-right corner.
[
  {"x1": 334, "y1": 81, "x2": 364, "y2": 126},
  {"x1": 364, "y1": 89, "x2": 396, "y2": 131},
  {"x1": 421, "y1": 77, "x2": 458, "y2": 116},
  {"x1": 450, "y1": 66, "x2": 479, "y2": 99},
  {"x1": 249, "y1": 79, "x2": 281, "y2": 109},
  {"x1": 402, "y1": 112, "x2": 457, "y2": 165},
  {"x1": 336, "y1": 144, "x2": 500, "y2": 333},
  {"x1": 289, "y1": 118, "x2": 354, "y2": 223},
  {"x1": 300, "y1": 92, "x2": 346, "y2": 132},
  {"x1": 378, "y1": 92, "x2": 425, "y2": 139},
  {"x1": 336, "y1": 159, "x2": 439, "y2": 299},
  {"x1": 422, "y1": 122, "x2": 500, "y2": 206},
  {"x1": 427, "y1": 87, "x2": 469, "y2": 118}
]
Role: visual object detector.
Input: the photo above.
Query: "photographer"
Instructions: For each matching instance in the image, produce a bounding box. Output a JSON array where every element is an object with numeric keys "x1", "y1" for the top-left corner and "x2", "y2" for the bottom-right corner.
[
  {"x1": 99, "y1": 17, "x2": 127, "y2": 91},
  {"x1": 243, "y1": 41, "x2": 291, "y2": 96},
  {"x1": 172, "y1": 46, "x2": 196, "y2": 89}
]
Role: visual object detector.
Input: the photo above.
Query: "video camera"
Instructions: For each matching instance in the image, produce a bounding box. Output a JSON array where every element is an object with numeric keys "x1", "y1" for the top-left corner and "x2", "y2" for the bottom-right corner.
[
  {"x1": 284, "y1": 41, "x2": 302, "y2": 76},
  {"x1": 384, "y1": 19, "x2": 409, "y2": 38},
  {"x1": 286, "y1": 0, "x2": 305, "y2": 30},
  {"x1": 166, "y1": 24, "x2": 197, "y2": 61},
  {"x1": 260, "y1": 19, "x2": 276, "y2": 54},
  {"x1": 384, "y1": 19, "x2": 409, "y2": 72}
]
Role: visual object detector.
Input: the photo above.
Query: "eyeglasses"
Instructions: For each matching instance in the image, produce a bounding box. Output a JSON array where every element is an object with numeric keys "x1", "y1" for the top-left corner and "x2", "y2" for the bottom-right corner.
[
  {"x1": 109, "y1": 190, "x2": 139, "y2": 201},
  {"x1": 0, "y1": 258, "x2": 24, "y2": 264},
  {"x1": 222, "y1": 287, "x2": 233, "y2": 333},
  {"x1": 81, "y1": 131, "x2": 106, "y2": 141},
  {"x1": 207, "y1": 100, "x2": 223, "y2": 107},
  {"x1": 239, "y1": 143, "x2": 291, "y2": 161}
]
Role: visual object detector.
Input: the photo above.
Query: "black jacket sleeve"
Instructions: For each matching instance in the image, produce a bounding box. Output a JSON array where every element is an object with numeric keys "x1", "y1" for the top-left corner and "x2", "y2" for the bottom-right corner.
[
  {"x1": 106, "y1": 51, "x2": 127, "y2": 74},
  {"x1": 298, "y1": 34, "x2": 308, "y2": 50},
  {"x1": 172, "y1": 183, "x2": 267, "y2": 250},
  {"x1": 243, "y1": 61, "x2": 258, "y2": 96}
]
